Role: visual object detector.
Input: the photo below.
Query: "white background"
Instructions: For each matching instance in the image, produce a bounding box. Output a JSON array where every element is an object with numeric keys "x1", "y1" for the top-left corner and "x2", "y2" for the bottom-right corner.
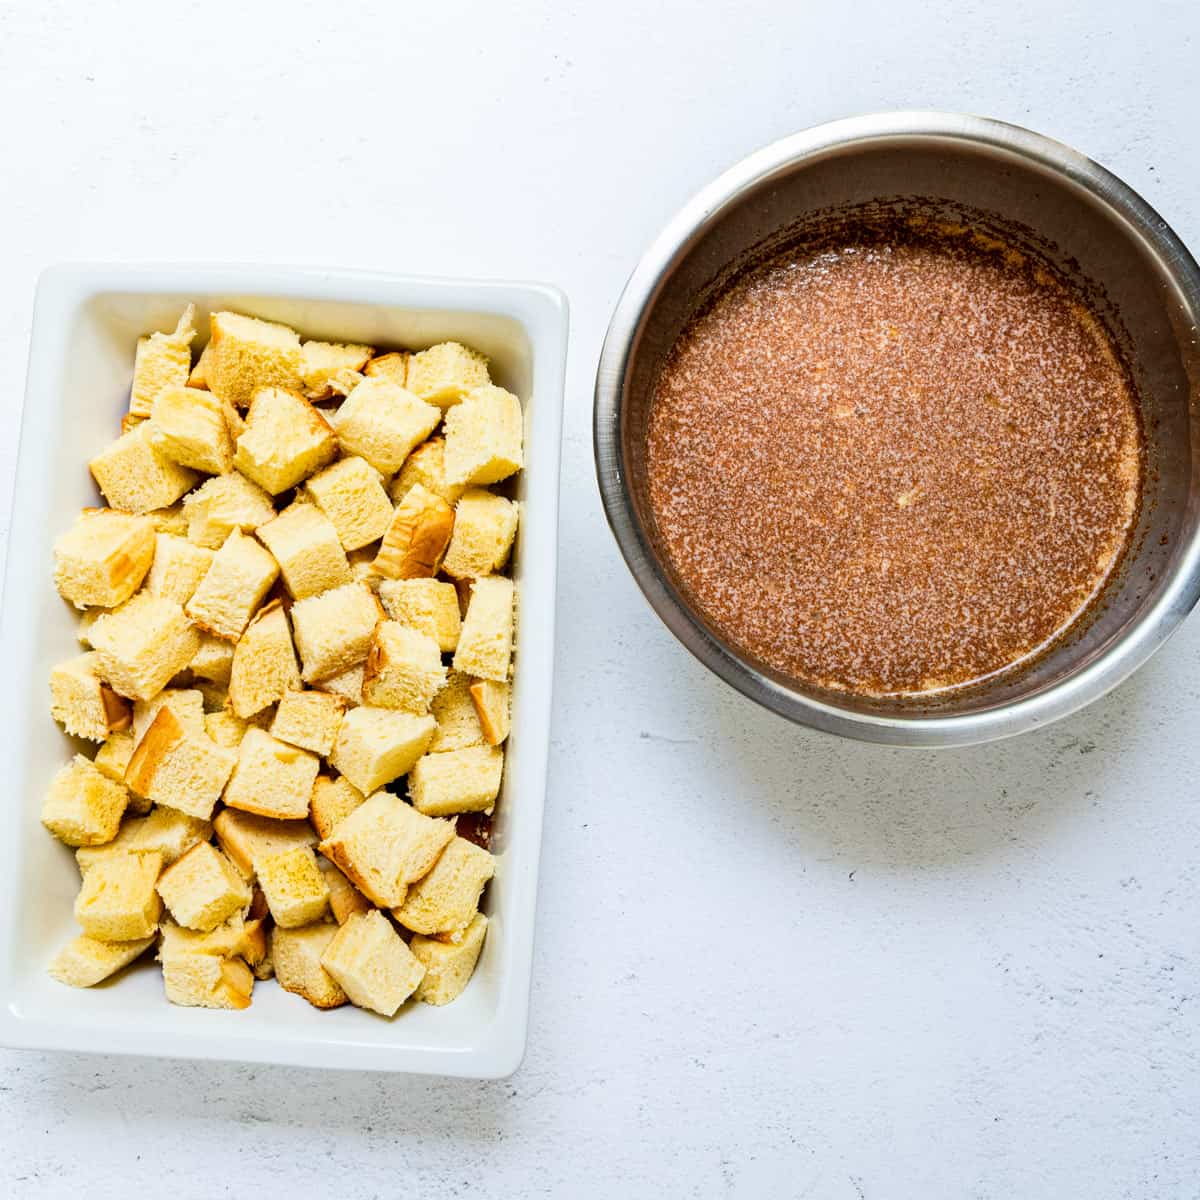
[{"x1": 1, "y1": 1, "x2": 1198, "y2": 1196}]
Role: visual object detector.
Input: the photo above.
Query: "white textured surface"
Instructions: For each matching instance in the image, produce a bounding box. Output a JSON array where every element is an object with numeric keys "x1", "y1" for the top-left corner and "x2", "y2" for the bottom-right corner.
[{"x1": 1, "y1": 0, "x2": 1198, "y2": 1196}]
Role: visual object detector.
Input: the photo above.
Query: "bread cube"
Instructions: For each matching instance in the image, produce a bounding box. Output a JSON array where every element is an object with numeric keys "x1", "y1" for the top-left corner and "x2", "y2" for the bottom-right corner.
[
  {"x1": 256, "y1": 502, "x2": 351, "y2": 599},
  {"x1": 406, "y1": 342, "x2": 490, "y2": 408},
  {"x1": 233, "y1": 386, "x2": 338, "y2": 494},
  {"x1": 131, "y1": 687, "x2": 205, "y2": 743},
  {"x1": 77, "y1": 807, "x2": 211, "y2": 873},
  {"x1": 203, "y1": 707, "x2": 251, "y2": 749},
  {"x1": 125, "y1": 707, "x2": 237, "y2": 821},
  {"x1": 321, "y1": 858, "x2": 372, "y2": 923},
  {"x1": 272, "y1": 922, "x2": 348, "y2": 1009},
  {"x1": 144, "y1": 532, "x2": 213, "y2": 606},
  {"x1": 42, "y1": 755, "x2": 128, "y2": 846},
  {"x1": 363, "y1": 351, "x2": 410, "y2": 387},
  {"x1": 409, "y1": 745, "x2": 503, "y2": 817},
  {"x1": 320, "y1": 909, "x2": 425, "y2": 1017},
  {"x1": 146, "y1": 502, "x2": 190, "y2": 536},
  {"x1": 300, "y1": 340, "x2": 374, "y2": 402},
  {"x1": 48, "y1": 933, "x2": 156, "y2": 988},
  {"x1": 185, "y1": 528, "x2": 280, "y2": 641},
  {"x1": 191, "y1": 633, "x2": 235, "y2": 684},
  {"x1": 228, "y1": 600, "x2": 300, "y2": 718},
  {"x1": 309, "y1": 773, "x2": 366, "y2": 840},
  {"x1": 256, "y1": 846, "x2": 329, "y2": 928},
  {"x1": 453, "y1": 575, "x2": 514, "y2": 683},
  {"x1": 156, "y1": 842, "x2": 251, "y2": 932},
  {"x1": 89, "y1": 593, "x2": 199, "y2": 701},
  {"x1": 442, "y1": 489, "x2": 518, "y2": 579},
  {"x1": 93, "y1": 729, "x2": 137, "y2": 785},
  {"x1": 428, "y1": 671, "x2": 486, "y2": 751},
  {"x1": 90, "y1": 421, "x2": 198, "y2": 514},
  {"x1": 374, "y1": 484, "x2": 454, "y2": 581},
  {"x1": 442, "y1": 385, "x2": 523, "y2": 487},
  {"x1": 158, "y1": 914, "x2": 266, "y2": 967},
  {"x1": 395, "y1": 836, "x2": 494, "y2": 935},
  {"x1": 289, "y1": 582, "x2": 381, "y2": 682},
  {"x1": 212, "y1": 806, "x2": 317, "y2": 879},
  {"x1": 160, "y1": 949, "x2": 254, "y2": 1010},
  {"x1": 318, "y1": 791, "x2": 452, "y2": 907},
  {"x1": 330, "y1": 377, "x2": 440, "y2": 476},
  {"x1": 271, "y1": 689, "x2": 346, "y2": 756},
  {"x1": 304, "y1": 456, "x2": 393, "y2": 551},
  {"x1": 360, "y1": 622, "x2": 446, "y2": 713},
  {"x1": 389, "y1": 437, "x2": 466, "y2": 506},
  {"x1": 53, "y1": 509, "x2": 156, "y2": 609},
  {"x1": 74, "y1": 850, "x2": 163, "y2": 941},
  {"x1": 470, "y1": 679, "x2": 510, "y2": 746},
  {"x1": 205, "y1": 310, "x2": 303, "y2": 409},
  {"x1": 314, "y1": 663, "x2": 364, "y2": 705},
  {"x1": 183, "y1": 471, "x2": 276, "y2": 549},
  {"x1": 50, "y1": 653, "x2": 131, "y2": 742},
  {"x1": 412, "y1": 913, "x2": 488, "y2": 1005},
  {"x1": 128, "y1": 305, "x2": 196, "y2": 419},
  {"x1": 223, "y1": 727, "x2": 321, "y2": 821},
  {"x1": 378, "y1": 578, "x2": 461, "y2": 653},
  {"x1": 148, "y1": 385, "x2": 235, "y2": 474},
  {"x1": 329, "y1": 705, "x2": 437, "y2": 795}
]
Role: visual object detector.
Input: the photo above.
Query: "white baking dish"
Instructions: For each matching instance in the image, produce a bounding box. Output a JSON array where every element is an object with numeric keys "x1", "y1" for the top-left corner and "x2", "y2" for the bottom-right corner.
[{"x1": 0, "y1": 265, "x2": 567, "y2": 1077}]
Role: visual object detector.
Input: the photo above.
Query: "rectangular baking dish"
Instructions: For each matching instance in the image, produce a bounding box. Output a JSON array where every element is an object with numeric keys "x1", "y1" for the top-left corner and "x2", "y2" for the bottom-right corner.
[{"x1": 0, "y1": 264, "x2": 567, "y2": 1077}]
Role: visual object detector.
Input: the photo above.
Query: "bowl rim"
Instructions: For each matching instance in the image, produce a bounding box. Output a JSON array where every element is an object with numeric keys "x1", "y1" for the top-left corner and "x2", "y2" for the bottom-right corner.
[{"x1": 593, "y1": 110, "x2": 1200, "y2": 747}]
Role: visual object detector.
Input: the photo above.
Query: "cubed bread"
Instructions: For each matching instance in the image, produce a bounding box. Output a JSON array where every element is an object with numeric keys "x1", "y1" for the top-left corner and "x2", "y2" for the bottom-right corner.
[
  {"x1": 303, "y1": 456, "x2": 393, "y2": 551},
  {"x1": 92, "y1": 729, "x2": 137, "y2": 784},
  {"x1": 363, "y1": 351, "x2": 410, "y2": 387},
  {"x1": 49, "y1": 653, "x2": 130, "y2": 741},
  {"x1": 182, "y1": 471, "x2": 276, "y2": 549},
  {"x1": 228, "y1": 600, "x2": 300, "y2": 717},
  {"x1": 148, "y1": 385, "x2": 235, "y2": 474},
  {"x1": 203, "y1": 707, "x2": 251, "y2": 748},
  {"x1": 90, "y1": 593, "x2": 200, "y2": 701},
  {"x1": 256, "y1": 846, "x2": 329, "y2": 928},
  {"x1": 212, "y1": 806, "x2": 317, "y2": 879},
  {"x1": 125, "y1": 707, "x2": 237, "y2": 821},
  {"x1": 158, "y1": 913, "x2": 266, "y2": 967},
  {"x1": 131, "y1": 686, "x2": 205, "y2": 744},
  {"x1": 374, "y1": 484, "x2": 455, "y2": 580},
  {"x1": 395, "y1": 837, "x2": 494, "y2": 934},
  {"x1": 270, "y1": 689, "x2": 346, "y2": 756},
  {"x1": 442, "y1": 489, "x2": 518, "y2": 579},
  {"x1": 405, "y1": 342, "x2": 490, "y2": 408},
  {"x1": 74, "y1": 850, "x2": 163, "y2": 941},
  {"x1": 428, "y1": 670, "x2": 486, "y2": 751},
  {"x1": 223, "y1": 727, "x2": 321, "y2": 821},
  {"x1": 442, "y1": 385, "x2": 523, "y2": 487},
  {"x1": 48, "y1": 933, "x2": 156, "y2": 988},
  {"x1": 53, "y1": 508, "x2": 156, "y2": 609},
  {"x1": 412, "y1": 912, "x2": 488, "y2": 1005},
  {"x1": 329, "y1": 705, "x2": 437, "y2": 794},
  {"x1": 464, "y1": 675, "x2": 510, "y2": 744},
  {"x1": 191, "y1": 633, "x2": 235, "y2": 684},
  {"x1": 42, "y1": 755, "x2": 128, "y2": 846},
  {"x1": 321, "y1": 858, "x2": 372, "y2": 923},
  {"x1": 377, "y1": 578, "x2": 461, "y2": 652},
  {"x1": 389, "y1": 437, "x2": 466, "y2": 506},
  {"x1": 129, "y1": 305, "x2": 196, "y2": 419},
  {"x1": 233, "y1": 386, "x2": 338, "y2": 494},
  {"x1": 314, "y1": 663, "x2": 364, "y2": 705},
  {"x1": 156, "y1": 841, "x2": 251, "y2": 932},
  {"x1": 309, "y1": 773, "x2": 366, "y2": 840},
  {"x1": 361, "y1": 622, "x2": 446, "y2": 712},
  {"x1": 300, "y1": 340, "x2": 374, "y2": 402},
  {"x1": 452, "y1": 575, "x2": 514, "y2": 683},
  {"x1": 205, "y1": 311, "x2": 303, "y2": 410},
  {"x1": 185, "y1": 528, "x2": 280, "y2": 640},
  {"x1": 318, "y1": 791, "x2": 453, "y2": 907},
  {"x1": 256, "y1": 502, "x2": 351, "y2": 599},
  {"x1": 408, "y1": 745, "x2": 503, "y2": 817},
  {"x1": 90, "y1": 421, "x2": 198, "y2": 514},
  {"x1": 144, "y1": 532, "x2": 213, "y2": 605},
  {"x1": 320, "y1": 909, "x2": 425, "y2": 1017},
  {"x1": 160, "y1": 950, "x2": 254, "y2": 1010},
  {"x1": 330, "y1": 377, "x2": 440, "y2": 476},
  {"x1": 289, "y1": 582, "x2": 382, "y2": 682},
  {"x1": 147, "y1": 502, "x2": 190, "y2": 537},
  {"x1": 76, "y1": 807, "x2": 211, "y2": 873},
  {"x1": 272, "y1": 922, "x2": 348, "y2": 1008}
]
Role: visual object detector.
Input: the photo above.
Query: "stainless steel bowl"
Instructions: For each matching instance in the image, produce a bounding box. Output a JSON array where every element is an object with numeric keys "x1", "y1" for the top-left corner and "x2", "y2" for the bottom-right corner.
[{"x1": 594, "y1": 112, "x2": 1200, "y2": 747}]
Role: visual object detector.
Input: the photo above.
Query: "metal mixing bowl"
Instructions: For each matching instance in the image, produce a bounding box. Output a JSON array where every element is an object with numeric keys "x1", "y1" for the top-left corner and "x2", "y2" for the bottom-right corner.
[{"x1": 594, "y1": 112, "x2": 1200, "y2": 746}]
